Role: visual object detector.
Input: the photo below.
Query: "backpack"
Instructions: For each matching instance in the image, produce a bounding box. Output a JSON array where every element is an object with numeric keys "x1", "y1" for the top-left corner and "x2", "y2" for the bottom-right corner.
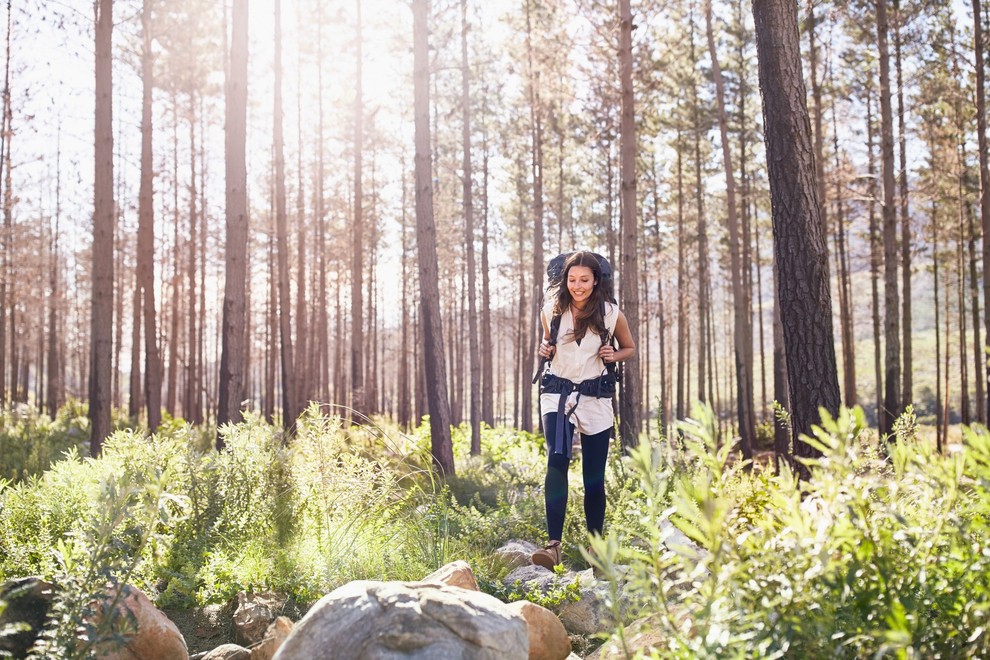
[{"x1": 532, "y1": 252, "x2": 621, "y2": 385}]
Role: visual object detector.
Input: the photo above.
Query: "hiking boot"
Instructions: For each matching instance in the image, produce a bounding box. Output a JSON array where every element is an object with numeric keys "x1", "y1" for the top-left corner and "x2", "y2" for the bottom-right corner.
[{"x1": 532, "y1": 540, "x2": 562, "y2": 570}]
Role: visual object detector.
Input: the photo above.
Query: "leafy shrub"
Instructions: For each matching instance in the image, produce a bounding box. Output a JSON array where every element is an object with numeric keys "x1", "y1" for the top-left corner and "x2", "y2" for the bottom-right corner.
[
  {"x1": 591, "y1": 403, "x2": 990, "y2": 658},
  {"x1": 0, "y1": 403, "x2": 89, "y2": 482}
]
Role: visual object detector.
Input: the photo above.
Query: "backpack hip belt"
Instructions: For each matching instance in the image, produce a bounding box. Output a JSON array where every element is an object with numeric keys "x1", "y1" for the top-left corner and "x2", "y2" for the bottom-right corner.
[{"x1": 540, "y1": 371, "x2": 616, "y2": 458}]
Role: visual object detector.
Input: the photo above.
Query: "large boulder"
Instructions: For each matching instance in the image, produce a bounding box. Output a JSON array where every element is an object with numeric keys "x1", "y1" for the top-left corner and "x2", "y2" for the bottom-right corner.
[
  {"x1": 422, "y1": 560, "x2": 479, "y2": 592},
  {"x1": 272, "y1": 580, "x2": 528, "y2": 659},
  {"x1": 0, "y1": 576, "x2": 56, "y2": 658},
  {"x1": 233, "y1": 592, "x2": 279, "y2": 647},
  {"x1": 88, "y1": 584, "x2": 188, "y2": 660},
  {"x1": 505, "y1": 600, "x2": 570, "y2": 660}
]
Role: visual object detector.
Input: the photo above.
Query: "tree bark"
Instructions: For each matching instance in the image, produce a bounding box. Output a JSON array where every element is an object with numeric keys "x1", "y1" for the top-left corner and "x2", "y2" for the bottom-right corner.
[
  {"x1": 675, "y1": 128, "x2": 686, "y2": 421},
  {"x1": 618, "y1": 0, "x2": 642, "y2": 448},
  {"x1": 90, "y1": 0, "x2": 115, "y2": 454},
  {"x1": 972, "y1": 0, "x2": 990, "y2": 424},
  {"x1": 831, "y1": 98, "x2": 856, "y2": 407},
  {"x1": 867, "y1": 87, "x2": 883, "y2": 426},
  {"x1": 461, "y1": 0, "x2": 482, "y2": 454},
  {"x1": 0, "y1": 0, "x2": 9, "y2": 408},
  {"x1": 217, "y1": 0, "x2": 249, "y2": 442},
  {"x1": 46, "y1": 124, "x2": 62, "y2": 418},
  {"x1": 413, "y1": 0, "x2": 454, "y2": 476},
  {"x1": 890, "y1": 0, "x2": 913, "y2": 412},
  {"x1": 876, "y1": 0, "x2": 901, "y2": 436},
  {"x1": 480, "y1": 129, "x2": 494, "y2": 426},
  {"x1": 706, "y1": 0, "x2": 754, "y2": 460},
  {"x1": 351, "y1": 0, "x2": 366, "y2": 420},
  {"x1": 752, "y1": 0, "x2": 841, "y2": 477},
  {"x1": 138, "y1": 1, "x2": 161, "y2": 431},
  {"x1": 524, "y1": 0, "x2": 543, "y2": 435},
  {"x1": 273, "y1": 0, "x2": 296, "y2": 430}
]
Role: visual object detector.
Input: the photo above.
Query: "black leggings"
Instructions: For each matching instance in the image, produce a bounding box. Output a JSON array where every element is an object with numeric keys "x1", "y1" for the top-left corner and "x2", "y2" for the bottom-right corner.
[{"x1": 542, "y1": 412, "x2": 612, "y2": 541}]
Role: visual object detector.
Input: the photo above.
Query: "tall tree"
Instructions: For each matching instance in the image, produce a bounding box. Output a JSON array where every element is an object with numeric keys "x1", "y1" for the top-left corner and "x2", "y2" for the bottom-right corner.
[
  {"x1": 523, "y1": 0, "x2": 544, "y2": 434},
  {"x1": 618, "y1": 0, "x2": 642, "y2": 447},
  {"x1": 137, "y1": 0, "x2": 162, "y2": 431},
  {"x1": 893, "y1": 0, "x2": 913, "y2": 411},
  {"x1": 0, "y1": 0, "x2": 9, "y2": 408},
  {"x1": 90, "y1": 0, "x2": 115, "y2": 454},
  {"x1": 273, "y1": 0, "x2": 296, "y2": 429},
  {"x1": 752, "y1": 0, "x2": 841, "y2": 477},
  {"x1": 351, "y1": 0, "x2": 366, "y2": 420},
  {"x1": 413, "y1": 0, "x2": 454, "y2": 476},
  {"x1": 461, "y1": 0, "x2": 482, "y2": 455},
  {"x1": 217, "y1": 0, "x2": 249, "y2": 442},
  {"x1": 876, "y1": 0, "x2": 901, "y2": 436},
  {"x1": 706, "y1": 0, "x2": 754, "y2": 460},
  {"x1": 973, "y1": 0, "x2": 990, "y2": 423}
]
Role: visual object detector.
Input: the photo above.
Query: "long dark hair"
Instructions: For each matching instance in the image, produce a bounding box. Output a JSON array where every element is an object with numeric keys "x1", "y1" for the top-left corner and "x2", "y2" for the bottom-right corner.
[{"x1": 553, "y1": 251, "x2": 608, "y2": 342}]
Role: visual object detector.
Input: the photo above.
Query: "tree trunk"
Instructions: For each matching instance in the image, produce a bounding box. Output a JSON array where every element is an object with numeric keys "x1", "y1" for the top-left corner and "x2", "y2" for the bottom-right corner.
[
  {"x1": 0, "y1": 0, "x2": 9, "y2": 408},
  {"x1": 481, "y1": 131, "x2": 494, "y2": 426},
  {"x1": 968, "y1": 202, "x2": 984, "y2": 422},
  {"x1": 706, "y1": 0, "x2": 754, "y2": 460},
  {"x1": 827, "y1": 72, "x2": 857, "y2": 406},
  {"x1": 138, "y1": 1, "x2": 161, "y2": 431},
  {"x1": 413, "y1": 0, "x2": 454, "y2": 476},
  {"x1": 752, "y1": 0, "x2": 841, "y2": 477},
  {"x1": 972, "y1": 0, "x2": 990, "y2": 424},
  {"x1": 217, "y1": 0, "x2": 249, "y2": 442},
  {"x1": 618, "y1": 0, "x2": 642, "y2": 448},
  {"x1": 399, "y1": 163, "x2": 411, "y2": 429},
  {"x1": 866, "y1": 87, "x2": 883, "y2": 426},
  {"x1": 524, "y1": 0, "x2": 543, "y2": 435},
  {"x1": 273, "y1": 0, "x2": 296, "y2": 429},
  {"x1": 351, "y1": 0, "x2": 366, "y2": 420},
  {"x1": 876, "y1": 0, "x2": 901, "y2": 436},
  {"x1": 90, "y1": 0, "x2": 115, "y2": 454},
  {"x1": 675, "y1": 128, "x2": 686, "y2": 421},
  {"x1": 690, "y1": 13, "x2": 710, "y2": 407},
  {"x1": 46, "y1": 124, "x2": 62, "y2": 418},
  {"x1": 958, "y1": 202, "x2": 969, "y2": 424},
  {"x1": 461, "y1": 0, "x2": 481, "y2": 454},
  {"x1": 893, "y1": 0, "x2": 913, "y2": 410},
  {"x1": 129, "y1": 246, "x2": 142, "y2": 419}
]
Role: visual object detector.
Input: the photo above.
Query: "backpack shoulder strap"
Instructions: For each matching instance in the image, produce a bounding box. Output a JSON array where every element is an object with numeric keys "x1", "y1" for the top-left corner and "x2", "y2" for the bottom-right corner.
[{"x1": 548, "y1": 312, "x2": 562, "y2": 346}]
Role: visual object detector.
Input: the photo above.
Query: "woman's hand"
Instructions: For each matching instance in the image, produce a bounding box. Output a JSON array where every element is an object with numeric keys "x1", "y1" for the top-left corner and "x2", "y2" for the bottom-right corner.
[
  {"x1": 598, "y1": 344, "x2": 616, "y2": 362},
  {"x1": 538, "y1": 340, "x2": 555, "y2": 359}
]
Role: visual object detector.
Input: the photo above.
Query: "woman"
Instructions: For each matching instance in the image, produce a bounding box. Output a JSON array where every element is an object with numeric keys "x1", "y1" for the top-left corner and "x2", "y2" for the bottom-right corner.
[{"x1": 531, "y1": 251, "x2": 636, "y2": 569}]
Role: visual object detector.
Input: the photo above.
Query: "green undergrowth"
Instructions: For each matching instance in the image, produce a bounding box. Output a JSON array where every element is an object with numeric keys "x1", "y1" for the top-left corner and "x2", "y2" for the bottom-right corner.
[
  {"x1": 0, "y1": 403, "x2": 555, "y2": 654},
  {"x1": 589, "y1": 403, "x2": 990, "y2": 658},
  {"x1": 4, "y1": 399, "x2": 988, "y2": 657}
]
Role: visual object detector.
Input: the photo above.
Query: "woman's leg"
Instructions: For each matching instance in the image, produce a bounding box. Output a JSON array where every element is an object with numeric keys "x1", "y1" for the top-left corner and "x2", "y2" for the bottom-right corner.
[
  {"x1": 542, "y1": 412, "x2": 572, "y2": 541},
  {"x1": 581, "y1": 427, "x2": 612, "y2": 536}
]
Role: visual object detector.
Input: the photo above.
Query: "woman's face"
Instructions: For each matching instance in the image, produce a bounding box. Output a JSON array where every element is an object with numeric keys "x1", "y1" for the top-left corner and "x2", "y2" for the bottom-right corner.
[{"x1": 566, "y1": 265, "x2": 596, "y2": 308}]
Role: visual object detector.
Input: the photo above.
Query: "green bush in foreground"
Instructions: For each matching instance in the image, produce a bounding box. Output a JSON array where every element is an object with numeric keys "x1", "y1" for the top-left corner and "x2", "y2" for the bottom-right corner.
[{"x1": 591, "y1": 403, "x2": 990, "y2": 658}]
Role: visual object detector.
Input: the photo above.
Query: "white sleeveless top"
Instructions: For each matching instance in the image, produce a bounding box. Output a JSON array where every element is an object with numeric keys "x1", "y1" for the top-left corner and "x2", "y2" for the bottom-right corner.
[{"x1": 539, "y1": 299, "x2": 619, "y2": 436}]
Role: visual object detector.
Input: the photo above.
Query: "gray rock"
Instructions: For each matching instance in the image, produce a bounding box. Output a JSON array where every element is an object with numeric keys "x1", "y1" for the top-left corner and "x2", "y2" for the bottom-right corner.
[
  {"x1": 422, "y1": 560, "x2": 479, "y2": 591},
  {"x1": 200, "y1": 643, "x2": 251, "y2": 660},
  {"x1": 272, "y1": 580, "x2": 528, "y2": 659},
  {"x1": 503, "y1": 566, "x2": 621, "y2": 637},
  {"x1": 495, "y1": 540, "x2": 541, "y2": 570},
  {"x1": 660, "y1": 519, "x2": 707, "y2": 563}
]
